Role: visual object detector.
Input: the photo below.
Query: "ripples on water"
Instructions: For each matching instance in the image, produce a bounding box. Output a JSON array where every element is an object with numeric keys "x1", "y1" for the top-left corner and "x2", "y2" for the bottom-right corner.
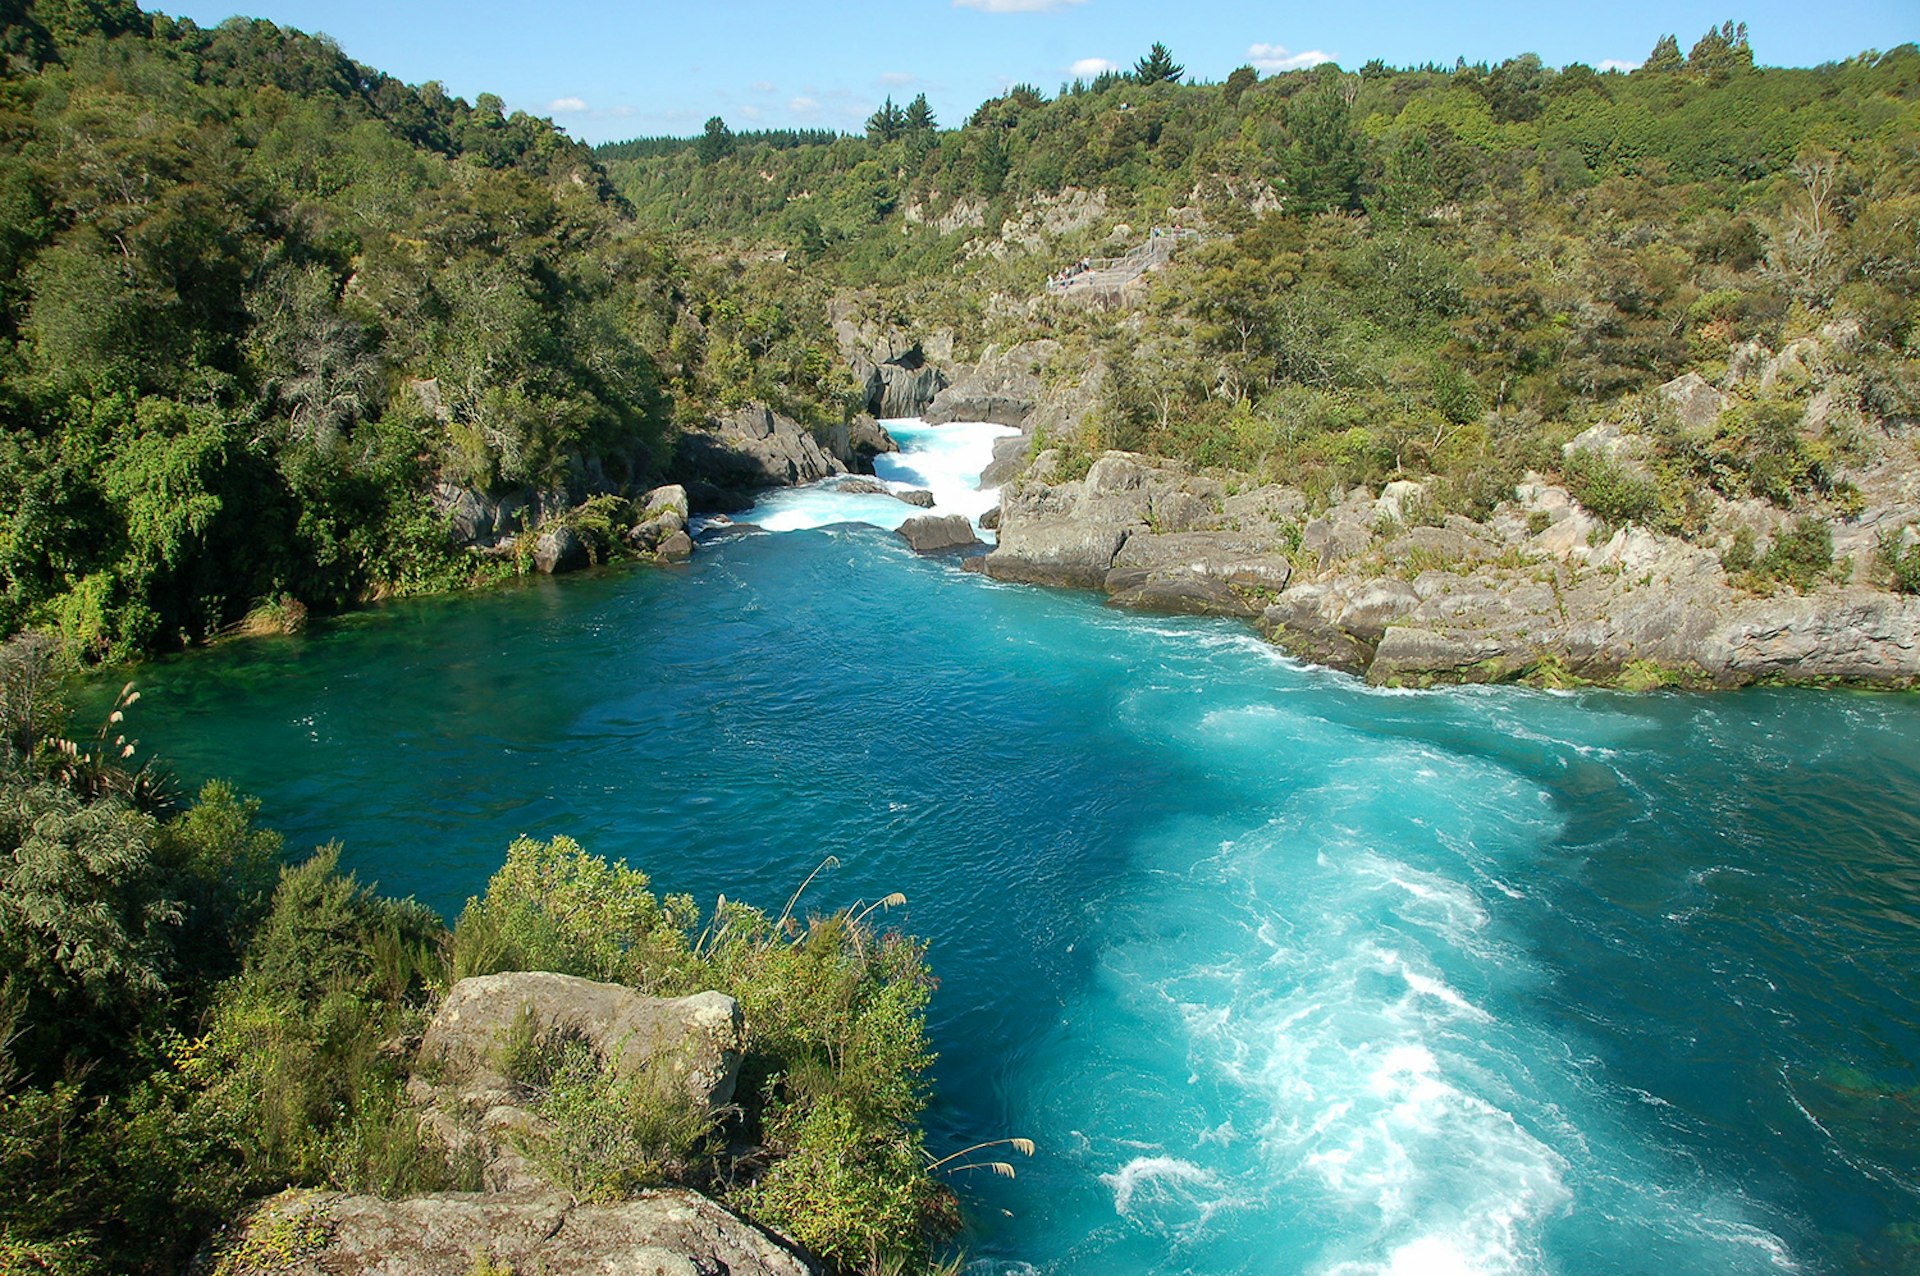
[{"x1": 111, "y1": 425, "x2": 1920, "y2": 1275}]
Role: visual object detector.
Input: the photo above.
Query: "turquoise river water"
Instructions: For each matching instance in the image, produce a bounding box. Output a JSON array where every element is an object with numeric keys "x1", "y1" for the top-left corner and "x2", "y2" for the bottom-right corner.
[{"x1": 111, "y1": 423, "x2": 1920, "y2": 1275}]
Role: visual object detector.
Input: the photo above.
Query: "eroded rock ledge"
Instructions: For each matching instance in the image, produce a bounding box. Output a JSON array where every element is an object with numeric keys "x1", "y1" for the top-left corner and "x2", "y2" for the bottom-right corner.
[
  {"x1": 981, "y1": 450, "x2": 1920, "y2": 690},
  {"x1": 206, "y1": 973, "x2": 814, "y2": 1276},
  {"x1": 206, "y1": 1187, "x2": 814, "y2": 1276}
]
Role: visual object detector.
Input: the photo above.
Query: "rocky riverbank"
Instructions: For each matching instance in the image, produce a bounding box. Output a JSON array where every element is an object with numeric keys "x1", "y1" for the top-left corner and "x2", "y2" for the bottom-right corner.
[{"x1": 975, "y1": 444, "x2": 1920, "y2": 690}]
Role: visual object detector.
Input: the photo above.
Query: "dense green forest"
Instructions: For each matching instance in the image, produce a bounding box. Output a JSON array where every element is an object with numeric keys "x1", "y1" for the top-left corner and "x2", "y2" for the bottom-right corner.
[
  {"x1": 3, "y1": 5, "x2": 1916, "y2": 662},
  {"x1": 0, "y1": 0, "x2": 855, "y2": 662}
]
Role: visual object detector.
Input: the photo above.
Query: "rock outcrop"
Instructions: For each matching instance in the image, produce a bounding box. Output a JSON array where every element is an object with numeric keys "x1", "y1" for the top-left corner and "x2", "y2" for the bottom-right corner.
[
  {"x1": 206, "y1": 1188, "x2": 814, "y2": 1276},
  {"x1": 532, "y1": 525, "x2": 588, "y2": 575},
  {"x1": 924, "y1": 341, "x2": 1054, "y2": 427},
  {"x1": 857, "y1": 347, "x2": 948, "y2": 419},
  {"x1": 626, "y1": 485, "x2": 693, "y2": 562},
  {"x1": 985, "y1": 454, "x2": 1295, "y2": 614},
  {"x1": 676, "y1": 403, "x2": 846, "y2": 510},
  {"x1": 435, "y1": 482, "x2": 544, "y2": 551},
  {"x1": 978, "y1": 422, "x2": 1920, "y2": 689},
  {"x1": 412, "y1": 973, "x2": 744, "y2": 1193}
]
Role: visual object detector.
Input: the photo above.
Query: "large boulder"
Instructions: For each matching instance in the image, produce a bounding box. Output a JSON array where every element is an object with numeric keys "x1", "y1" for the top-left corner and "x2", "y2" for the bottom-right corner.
[
  {"x1": 413, "y1": 973, "x2": 744, "y2": 1192},
  {"x1": 897, "y1": 514, "x2": 983, "y2": 553},
  {"x1": 420, "y1": 973, "x2": 743, "y2": 1109},
  {"x1": 676, "y1": 403, "x2": 846, "y2": 505},
  {"x1": 1658, "y1": 371, "x2": 1726, "y2": 430},
  {"x1": 984, "y1": 453, "x2": 1234, "y2": 590},
  {"x1": 434, "y1": 482, "x2": 540, "y2": 551},
  {"x1": 980, "y1": 432, "x2": 1034, "y2": 487},
  {"x1": 626, "y1": 485, "x2": 691, "y2": 558},
  {"x1": 532, "y1": 525, "x2": 588, "y2": 575},
  {"x1": 821, "y1": 414, "x2": 898, "y2": 473},
  {"x1": 206, "y1": 1188, "x2": 815, "y2": 1276}
]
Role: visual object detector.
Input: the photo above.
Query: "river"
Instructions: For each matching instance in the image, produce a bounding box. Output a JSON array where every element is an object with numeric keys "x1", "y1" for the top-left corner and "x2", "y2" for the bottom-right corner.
[{"x1": 113, "y1": 421, "x2": 1920, "y2": 1274}]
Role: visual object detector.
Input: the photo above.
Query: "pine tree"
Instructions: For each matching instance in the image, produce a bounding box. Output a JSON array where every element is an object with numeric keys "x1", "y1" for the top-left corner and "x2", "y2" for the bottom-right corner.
[
  {"x1": 696, "y1": 115, "x2": 734, "y2": 164},
  {"x1": 1133, "y1": 42, "x2": 1184, "y2": 85},
  {"x1": 1688, "y1": 21, "x2": 1753, "y2": 79},
  {"x1": 1642, "y1": 33, "x2": 1684, "y2": 73},
  {"x1": 865, "y1": 96, "x2": 907, "y2": 142},
  {"x1": 904, "y1": 92, "x2": 936, "y2": 134}
]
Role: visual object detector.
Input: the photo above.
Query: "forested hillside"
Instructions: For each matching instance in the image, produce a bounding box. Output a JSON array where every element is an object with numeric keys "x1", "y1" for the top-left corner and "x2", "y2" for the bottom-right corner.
[
  {"x1": 605, "y1": 31, "x2": 1920, "y2": 580},
  {"x1": 0, "y1": 0, "x2": 853, "y2": 660}
]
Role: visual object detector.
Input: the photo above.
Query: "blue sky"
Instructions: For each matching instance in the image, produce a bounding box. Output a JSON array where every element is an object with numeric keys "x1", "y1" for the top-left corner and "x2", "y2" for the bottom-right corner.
[{"x1": 162, "y1": 1, "x2": 1916, "y2": 144}]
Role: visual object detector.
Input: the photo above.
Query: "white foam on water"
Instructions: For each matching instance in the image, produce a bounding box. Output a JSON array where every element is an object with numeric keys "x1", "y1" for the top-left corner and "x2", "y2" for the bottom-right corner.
[{"x1": 736, "y1": 417, "x2": 1018, "y2": 534}]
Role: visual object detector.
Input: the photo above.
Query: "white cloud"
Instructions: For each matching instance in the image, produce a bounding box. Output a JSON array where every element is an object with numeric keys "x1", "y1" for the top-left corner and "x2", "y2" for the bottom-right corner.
[
  {"x1": 879, "y1": 70, "x2": 916, "y2": 86},
  {"x1": 788, "y1": 96, "x2": 821, "y2": 115},
  {"x1": 955, "y1": 0, "x2": 1087, "y2": 12},
  {"x1": 1597, "y1": 58, "x2": 1640, "y2": 72},
  {"x1": 1069, "y1": 57, "x2": 1118, "y2": 78},
  {"x1": 1247, "y1": 43, "x2": 1334, "y2": 73},
  {"x1": 752, "y1": 80, "x2": 776, "y2": 94},
  {"x1": 547, "y1": 96, "x2": 589, "y2": 113},
  {"x1": 739, "y1": 104, "x2": 763, "y2": 120}
]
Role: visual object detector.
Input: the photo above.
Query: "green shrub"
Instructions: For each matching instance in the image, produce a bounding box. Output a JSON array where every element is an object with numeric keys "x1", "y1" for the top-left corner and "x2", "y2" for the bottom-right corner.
[
  {"x1": 515, "y1": 1034, "x2": 715, "y2": 1200},
  {"x1": 1561, "y1": 450, "x2": 1660, "y2": 525},
  {"x1": 1876, "y1": 529, "x2": 1920, "y2": 595},
  {"x1": 451, "y1": 835, "x2": 699, "y2": 989},
  {"x1": 1757, "y1": 517, "x2": 1835, "y2": 592}
]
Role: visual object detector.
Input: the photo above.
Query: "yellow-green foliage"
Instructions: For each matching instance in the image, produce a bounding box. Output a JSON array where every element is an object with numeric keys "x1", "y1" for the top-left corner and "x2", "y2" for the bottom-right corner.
[
  {"x1": 455, "y1": 837, "x2": 946, "y2": 1271},
  {"x1": 513, "y1": 1035, "x2": 714, "y2": 1201},
  {"x1": 209, "y1": 1192, "x2": 332, "y2": 1276},
  {"x1": 451, "y1": 835, "x2": 699, "y2": 989}
]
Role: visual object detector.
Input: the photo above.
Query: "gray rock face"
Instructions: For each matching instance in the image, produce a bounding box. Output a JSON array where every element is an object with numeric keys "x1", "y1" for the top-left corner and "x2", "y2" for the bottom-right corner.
[
  {"x1": 421, "y1": 973, "x2": 743, "y2": 1109},
  {"x1": 846, "y1": 414, "x2": 900, "y2": 466},
  {"x1": 532, "y1": 525, "x2": 587, "y2": 575},
  {"x1": 967, "y1": 446, "x2": 1920, "y2": 690},
  {"x1": 676, "y1": 403, "x2": 846, "y2": 503},
  {"x1": 626, "y1": 485, "x2": 692, "y2": 559},
  {"x1": 859, "y1": 349, "x2": 949, "y2": 419},
  {"x1": 897, "y1": 514, "x2": 983, "y2": 553},
  {"x1": 413, "y1": 973, "x2": 744, "y2": 1193},
  {"x1": 980, "y1": 432, "x2": 1034, "y2": 488},
  {"x1": 209, "y1": 1188, "x2": 815, "y2": 1276},
  {"x1": 924, "y1": 340, "x2": 1055, "y2": 426},
  {"x1": 1106, "y1": 572, "x2": 1260, "y2": 618},
  {"x1": 434, "y1": 481, "x2": 540, "y2": 550},
  {"x1": 1658, "y1": 371, "x2": 1727, "y2": 430},
  {"x1": 986, "y1": 453, "x2": 1285, "y2": 616},
  {"x1": 895, "y1": 488, "x2": 936, "y2": 508}
]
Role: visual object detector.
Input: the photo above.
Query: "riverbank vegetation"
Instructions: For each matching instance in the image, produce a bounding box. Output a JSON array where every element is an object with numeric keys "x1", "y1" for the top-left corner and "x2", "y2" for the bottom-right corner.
[{"x1": 0, "y1": 634, "x2": 953, "y2": 1274}]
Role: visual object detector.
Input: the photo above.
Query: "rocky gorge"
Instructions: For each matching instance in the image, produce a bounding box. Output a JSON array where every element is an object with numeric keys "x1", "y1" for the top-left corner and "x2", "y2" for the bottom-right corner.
[{"x1": 828, "y1": 328, "x2": 1920, "y2": 690}]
